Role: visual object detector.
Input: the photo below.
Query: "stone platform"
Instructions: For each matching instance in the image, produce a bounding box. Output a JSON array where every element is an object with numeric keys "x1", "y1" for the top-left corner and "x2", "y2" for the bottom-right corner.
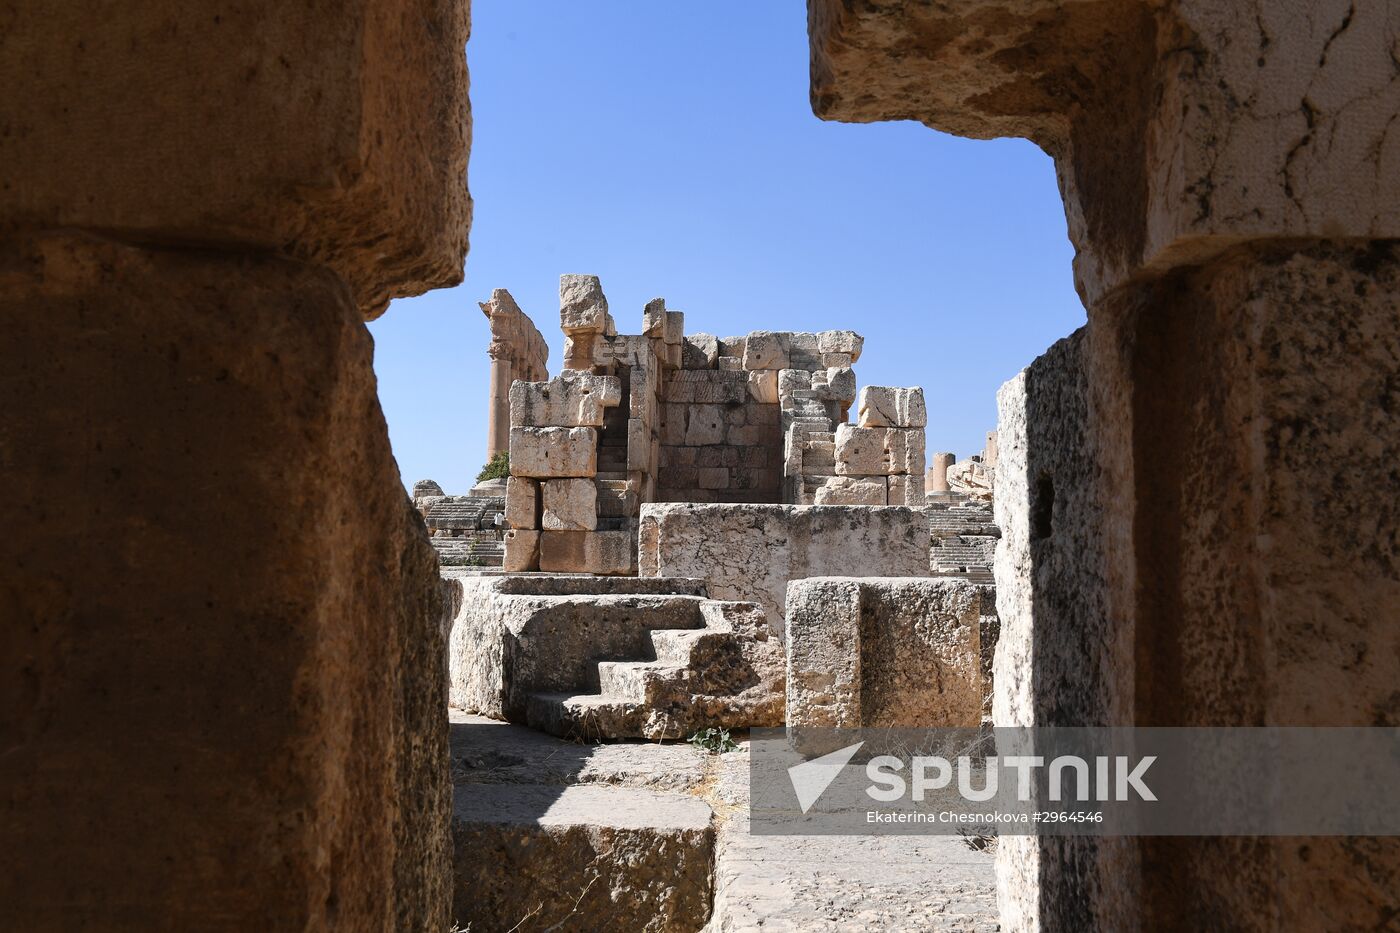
[{"x1": 449, "y1": 713, "x2": 997, "y2": 931}]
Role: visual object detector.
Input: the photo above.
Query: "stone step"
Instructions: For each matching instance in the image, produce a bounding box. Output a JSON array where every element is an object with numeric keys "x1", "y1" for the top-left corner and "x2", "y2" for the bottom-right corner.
[
  {"x1": 650, "y1": 627, "x2": 709, "y2": 665},
  {"x1": 452, "y1": 780, "x2": 713, "y2": 932},
  {"x1": 596, "y1": 659, "x2": 686, "y2": 702},
  {"x1": 525, "y1": 691, "x2": 650, "y2": 739}
]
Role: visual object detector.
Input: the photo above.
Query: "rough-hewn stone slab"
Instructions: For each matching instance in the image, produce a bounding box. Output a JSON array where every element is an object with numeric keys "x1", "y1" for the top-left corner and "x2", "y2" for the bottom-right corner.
[
  {"x1": 452, "y1": 783, "x2": 712, "y2": 933},
  {"x1": 509, "y1": 426, "x2": 597, "y2": 478},
  {"x1": 541, "y1": 478, "x2": 597, "y2": 532},
  {"x1": 786, "y1": 577, "x2": 983, "y2": 730},
  {"x1": 858, "y1": 385, "x2": 927, "y2": 428},
  {"x1": 638, "y1": 503, "x2": 931, "y2": 637},
  {"x1": 509, "y1": 373, "x2": 621, "y2": 428},
  {"x1": 834, "y1": 423, "x2": 925, "y2": 476}
]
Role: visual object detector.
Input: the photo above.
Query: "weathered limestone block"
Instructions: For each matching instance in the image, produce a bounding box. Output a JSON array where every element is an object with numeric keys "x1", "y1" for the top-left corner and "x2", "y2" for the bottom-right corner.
[
  {"x1": 812, "y1": 475, "x2": 886, "y2": 506},
  {"x1": 811, "y1": 366, "x2": 856, "y2": 404},
  {"x1": 0, "y1": 232, "x2": 449, "y2": 929},
  {"x1": 0, "y1": 1, "x2": 471, "y2": 318},
  {"x1": 414, "y1": 478, "x2": 446, "y2": 499},
  {"x1": 682, "y1": 333, "x2": 719, "y2": 369},
  {"x1": 559, "y1": 273, "x2": 610, "y2": 333},
  {"x1": 642, "y1": 297, "x2": 667, "y2": 337},
  {"x1": 540, "y1": 530, "x2": 637, "y2": 576},
  {"x1": 638, "y1": 503, "x2": 931, "y2": 636},
  {"x1": 743, "y1": 331, "x2": 789, "y2": 371},
  {"x1": 541, "y1": 478, "x2": 597, "y2": 532},
  {"x1": 887, "y1": 473, "x2": 925, "y2": 506},
  {"x1": 777, "y1": 368, "x2": 811, "y2": 397},
  {"x1": 718, "y1": 336, "x2": 747, "y2": 359},
  {"x1": 452, "y1": 783, "x2": 713, "y2": 932},
  {"x1": 502, "y1": 529, "x2": 541, "y2": 572},
  {"x1": 717, "y1": 355, "x2": 743, "y2": 371},
  {"x1": 662, "y1": 309, "x2": 685, "y2": 346},
  {"x1": 858, "y1": 385, "x2": 926, "y2": 428},
  {"x1": 596, "y1": 478, "x2": 640, "y2": 518},
  {"x1": 834, "y1": 423, "x2": 925, "y2": 477},
  {"x1": 786, "y1": 577, "x2": 983, "y2": 729},
  {"x1": 663, "y1": 369, "x2": 748, "y2": 405},
  {"x1": 747, "y1": 369, "x2": 779, "y2": 403},
  {"x1": 509, "y1": 373, "x2": 621, "y2": 428},
  {"x1": 509, "y1": 427, "x2": 597, "y2": 478},
  {"x1": 504, "y1": 476, "x2": 539, "y2": 530},
  {"x1": 817, "y1": 329, "x2": 864, "y2": 361}
]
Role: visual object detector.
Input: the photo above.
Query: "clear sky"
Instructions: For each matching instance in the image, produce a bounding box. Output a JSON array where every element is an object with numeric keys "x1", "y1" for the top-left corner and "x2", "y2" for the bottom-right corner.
[{"x1": 370, "y1": 1, "x2": 1087, "y2": 493}]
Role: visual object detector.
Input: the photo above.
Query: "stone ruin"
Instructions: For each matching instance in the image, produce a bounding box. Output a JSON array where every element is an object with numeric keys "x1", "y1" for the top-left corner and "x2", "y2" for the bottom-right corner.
[{"x1": 6, "y1": 1, "x2": 1396, "y2": 931}]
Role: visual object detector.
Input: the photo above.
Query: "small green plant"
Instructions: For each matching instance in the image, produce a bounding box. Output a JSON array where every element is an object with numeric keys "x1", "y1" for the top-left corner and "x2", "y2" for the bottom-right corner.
[
  {"x1": 476, "y1": 451, "x2": 510, "y2": 483},
  {"x1": 688, "y1": 727, "x2": 738, "y2": 755},
  {"x1": 462, "y1": 555, "x2": 484, "y2": 568}
]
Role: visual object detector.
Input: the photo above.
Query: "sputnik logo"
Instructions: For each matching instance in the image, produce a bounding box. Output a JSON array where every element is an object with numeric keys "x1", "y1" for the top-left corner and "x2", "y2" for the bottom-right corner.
[{"x1": 788, "y1": 742, "x2": 865, "y2": 813}]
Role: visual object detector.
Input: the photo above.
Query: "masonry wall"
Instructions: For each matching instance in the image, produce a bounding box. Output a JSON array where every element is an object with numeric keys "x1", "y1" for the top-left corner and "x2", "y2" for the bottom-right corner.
[{"x1": 657, "y1": 370, "x2": 784, "y2": 503}]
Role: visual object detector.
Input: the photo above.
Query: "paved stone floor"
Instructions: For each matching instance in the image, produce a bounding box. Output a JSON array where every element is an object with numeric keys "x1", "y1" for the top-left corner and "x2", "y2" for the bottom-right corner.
[{"x1": 450, "y1": 712, "x2": 999, "y2": 931}]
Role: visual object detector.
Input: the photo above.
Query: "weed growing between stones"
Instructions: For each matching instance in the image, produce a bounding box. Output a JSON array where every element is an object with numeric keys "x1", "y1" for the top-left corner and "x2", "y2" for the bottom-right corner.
[{"x1": 689, "y1": 727, "x2": 739, "y2": 754}]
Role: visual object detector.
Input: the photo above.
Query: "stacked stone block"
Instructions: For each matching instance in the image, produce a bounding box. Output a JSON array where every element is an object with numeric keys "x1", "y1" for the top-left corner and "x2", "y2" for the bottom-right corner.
[
  {"x1": 504, "y1": 371, "x2": 630, "y2": 574},
  {"x1": 808, "y1": 386, "x2": 927, "y2": 506}
]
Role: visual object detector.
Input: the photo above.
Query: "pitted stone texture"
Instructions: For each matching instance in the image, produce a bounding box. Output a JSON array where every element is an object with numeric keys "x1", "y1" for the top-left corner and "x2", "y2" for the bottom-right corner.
[
  {"x1": 502, "y1": 529, "x2": 540, "y2": 572},
  {"x1": 509, "y1": 373, "x2": 621, "y2": 428},
  {"x1": 743, "y1": 331, "x2": 789, "y2": 371},
  {"x1": 682, "y1": 332, "x2": 719, "y2": 369},
  {"x1": 639, "y1": 503, "x2": 932, "y2": 637},
  {"x1": 786, "y1": 577, "x2": 983, "y2": 730},
  {"x1": 858, "y1": 386, "x2": 927, "y2": 429},
  {"x1": 1, "y1": 0, "x2": 471, "y2": 318},
  {"x1": 812, "y1": 475, "x2": 886, "y2": 506},
  {"x1": 509, "y1": 427, "x2": 597, "y2": 478},
  {"x1": 0, "y1": 232, "x2": 449, "y2": 929},
  {"x1": 504, "y1": 476, "x2": 539, "y2": 530},
  {"x1": 541, "y1": 478, "x2": 597, "y2": 532},
  {"x1": 559, "y1": 274, "x2": 611, "y2": 333},
  {"x1": 817, "y1": 329, "x2": 864, "y2": 361},
  {"x1": 452, "y1": 783, "x2": 712, "y2": 933},
  {"x1": 834, "y1": 424, "x2": 925, "y2": 477}
]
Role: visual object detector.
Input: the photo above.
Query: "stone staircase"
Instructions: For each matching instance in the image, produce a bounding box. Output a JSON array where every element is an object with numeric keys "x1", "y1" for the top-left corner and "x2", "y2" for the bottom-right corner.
[
  {"x1": 926, "y1": 494, "x2": 998, "y2": 583},
  {"x1": 525, "y1": 596, "x2": 783, "y2": 740},
  {"x1": 421, "y1": 494, "x2": 505, "y2": 567}
]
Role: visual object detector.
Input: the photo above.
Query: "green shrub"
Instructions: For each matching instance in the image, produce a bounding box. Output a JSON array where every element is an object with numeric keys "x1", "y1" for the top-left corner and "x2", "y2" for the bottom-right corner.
[
  {"x1": 476, "y1": 451, "x2": 510, "y2": 483},
  {"x1": 687, "y1": 727, "x2": 738, "y2": 755}
]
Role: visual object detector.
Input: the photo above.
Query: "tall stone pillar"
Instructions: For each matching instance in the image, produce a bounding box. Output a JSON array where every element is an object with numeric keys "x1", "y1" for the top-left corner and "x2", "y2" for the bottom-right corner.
[
  {"x1": 487, "y1": 344, "x2": 514, "y2": 459},
  {"x1": 0, "y1": 1, "x2": 471, "y2": 928},
  {"x1": 811, "y1": 2, "x2": 1400, "y2": 929},
  {"x1": 927, "y1": 452, "x2": 956, "y2": 493}
]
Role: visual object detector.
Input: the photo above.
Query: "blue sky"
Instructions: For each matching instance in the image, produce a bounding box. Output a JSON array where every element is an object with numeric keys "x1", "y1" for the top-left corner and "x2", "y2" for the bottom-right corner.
[{"x1": 370, "y1": 2, "x2": 1086, "y2": 493}]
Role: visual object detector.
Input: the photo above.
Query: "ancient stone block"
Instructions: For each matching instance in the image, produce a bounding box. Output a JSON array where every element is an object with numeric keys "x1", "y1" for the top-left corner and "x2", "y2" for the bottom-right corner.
[
  {"x1": 509, "y1": 373, "x2": 621, "y2": 428},
  {"x1": 0, "y1": 232, "x2": 449, "y2": 928},
  {"x1": 747, "y1": 369, "x2": 779, "y2": 403},
  {"x1": 858, "y1": 385, "x2": 927, "y2": 428},
  {"x1": 786, "y1": 578, "x2": 982, "y2": 729},
  {"x1": 626, "y1": 418, "x2": 656, "y2": 472},
  {"x1": 595, "y1": 479, "x2": 639, "y2": 518},
  {"x1": 540, "y1": 530, "x2": 637, "y2": 576},
  {"x1": 682, "y1": 333, "x2": 719, "y2": 369},
  {"x1": 887, "y1": 472, "x2": 925, "y2": 506},
  {"x1": 639, "y1": 503, "x2": 931, "y2": 636},
  {"x1": 414, "y1": 478, "x2": 446, "y2": 499},
  {"x1": 683, "y1": 407, "x2": 726, "y2": 446},
  {"x1": 818, "y1": 329, "x2": 864, "y2": 361},
  {"x1": 776, "y1": 368, "x2": 811, "y2": 397},
  {"x1": 821, "y1": 352, "x2": 853, "y2": 368},
  {"x1": 812, "y1": 476, "x2": 886, "y2": 506},
  {"x1": 718, "y1": 336, "x2": 747, "y2": 358},
  {"x1": 698, "y1": 467, "x2": 729, "y2": 490},
  {"x1": 503, "y1": 529, "x2": 541, "y2": 572},
  {"x1": 812, "y1": 366, "x2": 856, "y2": 404},
  {"x1": 743, "y1": 331, "x2": 789, "y2": 370},
  {"x1": 541, "y1": 478, "x2": 597, "y2": 532},
  {"x1": 834, "y1": 424, "x2": 925, "y2": 476},
  {"x1": 717, "y1": 355, "x2": 744, "y2": 371},
  {"x1": 641, "y1": 297, "x2": 667, "y2": 336},
  {"x1": 504, "y1": 476, "x2": 539, "y2": 530},
  {"x1": 509, "y1": 427, "x2": 597, "y2": 478},
  {"x1": 663, "y1": 370, "x2": 748, "y2": 405},
  {"x1": 0, "y1": 1, "x2": 471, "y2": 318},
  {"x1": 559, "y1": 274, "x2": 610, "y2": 333},
  {"x1": 452, "y1": 783, "x2": 713, "y2": 932}
]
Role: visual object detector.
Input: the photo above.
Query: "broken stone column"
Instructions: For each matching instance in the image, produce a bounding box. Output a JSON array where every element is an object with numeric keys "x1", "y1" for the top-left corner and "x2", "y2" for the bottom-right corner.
[
  {"x1": 481, "y1": 289, "x2": 549, "y2": 460},
  {"x1": 811, "y1": 3, "x2": 1400, "y2": 928},
  {"x1": 0, "y1": 1, "x2": 469, "y2": 926},
  {"x1": 927, "y1": 452, "x2": 956, "y2": 494},
  {"x1": 560, "y1": 274, "x2": 614, "y2": 371}
]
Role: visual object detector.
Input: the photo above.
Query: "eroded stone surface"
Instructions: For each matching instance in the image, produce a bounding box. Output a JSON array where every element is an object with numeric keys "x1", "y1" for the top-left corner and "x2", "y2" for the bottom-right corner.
[{"x1": 509, "y1": 426, "x2": 598, "y2": 478}]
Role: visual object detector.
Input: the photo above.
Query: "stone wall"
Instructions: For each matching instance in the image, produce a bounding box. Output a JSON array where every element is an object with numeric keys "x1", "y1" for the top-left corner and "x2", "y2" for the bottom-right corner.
[
  {"x1": 808, "y1": 3, "x2": 1400, "y2": 928},
  {"x1": 638, "y1": 503, "x2": 932, "y2": 638},
  {"x1": 657, "y1": 369, "x2": 783, "y2": 502},
  {"x1": 0, "y1": 2, "x2": 469, "y2": 925}
]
